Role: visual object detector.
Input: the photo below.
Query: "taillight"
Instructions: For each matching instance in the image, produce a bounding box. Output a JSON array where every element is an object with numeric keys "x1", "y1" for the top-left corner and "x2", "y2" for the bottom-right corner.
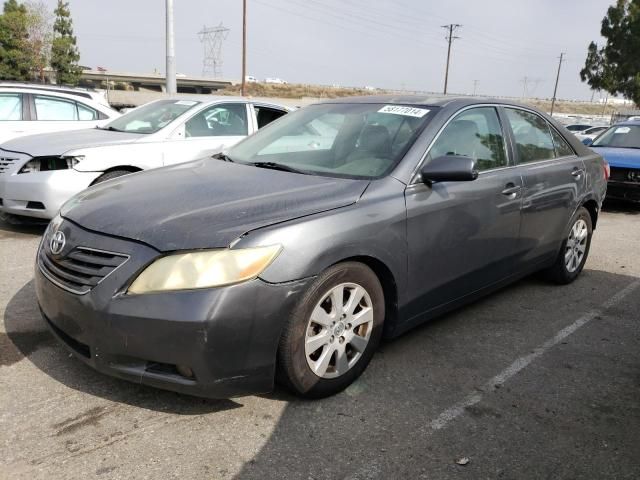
[{"x1": 603, "y1": 161, "x2": 610, "y2": 180}]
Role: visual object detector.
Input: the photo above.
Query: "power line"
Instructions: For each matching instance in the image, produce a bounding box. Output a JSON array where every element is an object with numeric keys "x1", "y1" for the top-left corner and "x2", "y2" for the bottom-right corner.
[
  {"x1": 442, "y1": 24, "x2": 461, "y2": 95},
  {"x1": 550, "y1": 52, "x2": 565, "y2": 116}
]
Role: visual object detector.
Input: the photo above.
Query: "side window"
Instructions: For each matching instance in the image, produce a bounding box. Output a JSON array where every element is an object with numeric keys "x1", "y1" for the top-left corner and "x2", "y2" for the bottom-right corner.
[
  {"x1": 34, "y1": 95, "x2": 78, "y2": 121},
  {"x1": 253, "y1": 105, "x2": 287, "y2": 129},
  {"x1": 428, "y1": 107, "x2": 507, "y2": 171},
  {"x1": 549, "y1": 127, "x2": 575, "y2": 157},
  {"x1": 0, "y1": 93, "x2": 22, "y2": 120},
  {"x1": 77, "y1": 102, "x2": 98, "y2": 121},
  {"x1": 505, "y1": 108, "x2": 555, "y2": 163},
  {"x1": 185, "y1": 103, "x2": 248, "y2": 137}
]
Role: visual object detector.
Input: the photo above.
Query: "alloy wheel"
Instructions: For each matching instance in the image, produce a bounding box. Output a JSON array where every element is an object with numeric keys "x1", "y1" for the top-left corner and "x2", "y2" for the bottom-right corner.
[
  {"x1": 304, "y1": 282, "x2": 374, "y2": 379},
  {"x1": 565, "y1": 218, "x2": 588, "y2": 273}
]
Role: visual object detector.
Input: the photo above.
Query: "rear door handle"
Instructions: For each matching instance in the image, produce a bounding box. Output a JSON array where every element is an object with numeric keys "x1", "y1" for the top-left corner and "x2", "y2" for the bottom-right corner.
[
  {"x1": 501, "y1": 184, "x2": 522, "y2": 196},
  {"x1": 571, "y1": 168, "x2": 585, "y2": 178}
]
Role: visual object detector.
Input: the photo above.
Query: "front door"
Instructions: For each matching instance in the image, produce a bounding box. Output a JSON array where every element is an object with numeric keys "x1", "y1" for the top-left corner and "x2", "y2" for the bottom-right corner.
[
  {"x1": 404, "y1": 106, "x2": 523, "y2": 320},
  {"x1": 163, "y1": 103, "x2": 251, "y2": 165}
]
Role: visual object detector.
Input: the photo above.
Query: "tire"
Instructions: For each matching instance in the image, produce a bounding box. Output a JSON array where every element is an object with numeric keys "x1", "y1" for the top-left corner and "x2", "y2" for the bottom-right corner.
[
  {"x1": 543, "y1": 206, "x2": 593, "y2": 284},
  {"x1": 92, "y1": 169, "x2": 134, "y2": 185},
  {"x1": 277, "y1": 262, "x2": 385, "y2": 398}
]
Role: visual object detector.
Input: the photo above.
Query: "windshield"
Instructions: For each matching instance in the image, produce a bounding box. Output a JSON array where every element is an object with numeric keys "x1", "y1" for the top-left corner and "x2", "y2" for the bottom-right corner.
[
  {"x1": 228, "y1": 103, "x2": 435, "y2": 179},
  {"x1": 104, "y1": 99, "x2": 201, "y2": 134},
  {"x1": 591, "y1": 124, "x2": 640, "y2": 149}
]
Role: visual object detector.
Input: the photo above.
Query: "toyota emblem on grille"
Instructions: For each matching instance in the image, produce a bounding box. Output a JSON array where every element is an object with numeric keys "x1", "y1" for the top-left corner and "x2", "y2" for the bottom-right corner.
[{"x1": 50, "y1": 230, "x2": 66, "y2": 255}]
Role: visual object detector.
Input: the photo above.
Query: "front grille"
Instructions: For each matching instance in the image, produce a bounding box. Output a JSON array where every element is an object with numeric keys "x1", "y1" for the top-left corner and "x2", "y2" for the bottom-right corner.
[
  {"x1": 610, "y1": 166, "x2": 640, "y2": 183},
  {"x1": 0, "y1": 156, "x2": 18, "y2": 174},
  {"x1": 38, "y1": 245, "x2": 129, "y2": 295}
]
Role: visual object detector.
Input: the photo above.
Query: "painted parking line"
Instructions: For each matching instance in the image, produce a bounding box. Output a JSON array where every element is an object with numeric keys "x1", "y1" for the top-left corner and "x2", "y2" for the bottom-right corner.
[{"x1": 428, "y1": 279, "x2": 640, "y2": 432}]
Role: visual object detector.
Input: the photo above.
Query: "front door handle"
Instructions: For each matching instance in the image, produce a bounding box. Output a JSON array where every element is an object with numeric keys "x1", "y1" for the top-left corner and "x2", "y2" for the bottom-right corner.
[{"x1": 501, "y1": 184, "x2": 522, "y2": 197}]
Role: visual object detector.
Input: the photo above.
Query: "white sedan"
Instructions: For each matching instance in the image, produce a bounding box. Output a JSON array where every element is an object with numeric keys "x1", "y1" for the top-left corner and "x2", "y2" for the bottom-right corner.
[
  {"x1": 0, "y1": 97, "x2": 290, "y2": 219},
  {"x1": 0, "y1": 84, "x2": 120, "y2": 143}
]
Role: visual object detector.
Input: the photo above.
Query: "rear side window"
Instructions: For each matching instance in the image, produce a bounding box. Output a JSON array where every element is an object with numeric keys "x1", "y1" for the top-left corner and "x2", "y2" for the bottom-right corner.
[
  {"x1": 505, "y1": 108, "x2": 555, "y2": 163},
  {"x1": 34, "y1": 95, "x2": 78, "y2": 120},
  {"x1": 549, "y1": 127, "x2": 575, "y2": 157},
  {"x1": 253, "y1": 105, "x2": 287, "y2": 129},
  {"x1": 0, "y1": 93, "x2": 22, "y2": 120},
  {"x1": 77, "y1": 103, "x2": 99, "y2": 120},
  {"x1": 428, "y1": 107, "x2": 507, "y2": 171}
]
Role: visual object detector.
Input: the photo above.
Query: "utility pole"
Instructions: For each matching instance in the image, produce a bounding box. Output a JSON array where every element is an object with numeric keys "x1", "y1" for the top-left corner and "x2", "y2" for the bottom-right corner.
[
  {"x1": 550, "y1": 52, "x2": 564, "y2": 116},
  {"x1": 165, "y1": 0, "x2": 176, "y2": 95},
  {"x1": 241, "y1": 0, "x2": 247, "y2": 96},
  {"x1": 442, "y1": 24, "x2": 461, "y2": 95},
  {"x1": 473, "y1": 79, "x2": 479, "y2": 96}
]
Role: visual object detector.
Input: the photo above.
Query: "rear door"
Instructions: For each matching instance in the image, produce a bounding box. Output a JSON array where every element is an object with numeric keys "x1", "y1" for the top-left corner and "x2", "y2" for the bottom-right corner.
[
  {"x1": 29, "y1": 94, "x2": 104, "y2": 135},
  {"x1": 404, "y1": 106, "x2": 523, "y2": 319},
  {"x1": 502, "y1": 107, "x2": 585, "y2": 268},
  {"x1": 0, "y1": 92, "x2": 26, "y2": 143},
  {"x1": 251, "y1": 104, "x2": 289, "y2": 131}
]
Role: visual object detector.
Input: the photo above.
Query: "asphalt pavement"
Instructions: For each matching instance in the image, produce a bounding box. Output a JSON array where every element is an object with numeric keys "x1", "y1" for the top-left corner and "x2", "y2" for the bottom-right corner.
[{"x1": 1, "y1": 202, "x2": 639, "y2": 480}]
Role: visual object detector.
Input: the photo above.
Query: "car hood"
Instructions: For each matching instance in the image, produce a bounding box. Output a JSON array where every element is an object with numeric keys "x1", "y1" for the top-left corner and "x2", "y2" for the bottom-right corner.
[
  {"x1": 0, "y1": 128, "x2": 144, "y2": 157},
  {"x1": 62, "y1": 159, "x2": 370, "y2": 251},
  {"x1": 590, "y1": 146, "x2": 640, "y2": 169}
]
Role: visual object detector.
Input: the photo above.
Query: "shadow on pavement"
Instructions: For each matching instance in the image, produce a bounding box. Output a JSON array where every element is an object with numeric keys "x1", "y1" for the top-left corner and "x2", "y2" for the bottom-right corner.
[
  {"x1": 0, "y1": 214, "x2": 49, "y2": 237},
  {"x1": 4, "y1": 280, "x2": 240, "y2": 415},
  {"x1": 602, "y1": 198, "x2": 640, "y2": 215}
]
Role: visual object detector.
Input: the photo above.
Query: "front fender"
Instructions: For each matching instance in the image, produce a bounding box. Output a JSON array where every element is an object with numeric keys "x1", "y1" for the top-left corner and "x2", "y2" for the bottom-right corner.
[
  {"x1": 71, "y1": 144, "x2": 163, "y2": 172},
  {"x1": 235, "y1": 178, "x2": 409, "y2": 303}
]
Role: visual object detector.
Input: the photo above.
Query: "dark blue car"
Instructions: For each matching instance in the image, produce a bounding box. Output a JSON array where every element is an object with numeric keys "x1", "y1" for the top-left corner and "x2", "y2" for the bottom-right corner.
[{"x1": 587, "y1": 121, "x2": 640, "y2": 202}]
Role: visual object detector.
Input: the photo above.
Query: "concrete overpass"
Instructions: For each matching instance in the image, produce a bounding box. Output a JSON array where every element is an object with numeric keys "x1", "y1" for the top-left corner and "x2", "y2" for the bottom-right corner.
[{"x1": 74, "y1": 70, "x2": 233, "y2": 94}]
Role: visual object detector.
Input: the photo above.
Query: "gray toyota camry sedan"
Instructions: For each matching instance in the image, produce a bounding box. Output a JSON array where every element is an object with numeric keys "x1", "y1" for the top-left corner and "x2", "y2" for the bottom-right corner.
[{"x1": 35, "y1": 96, "x2": 607, "y2": 399}]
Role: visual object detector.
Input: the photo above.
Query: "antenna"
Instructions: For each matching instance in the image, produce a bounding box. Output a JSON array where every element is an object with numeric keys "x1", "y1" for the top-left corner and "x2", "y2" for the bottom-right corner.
[{"x1": 198, "y1": 23, "x2": 230, "y2": 78}]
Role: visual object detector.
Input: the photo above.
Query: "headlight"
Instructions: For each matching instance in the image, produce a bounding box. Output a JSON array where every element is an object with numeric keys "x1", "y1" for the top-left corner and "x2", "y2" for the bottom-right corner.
[
  {"x1": 127, "y1": 245, "x2": 282, "y2": 294},
  {"x1": 18, "y1": 155, "x2": 84, "y2": 174}
]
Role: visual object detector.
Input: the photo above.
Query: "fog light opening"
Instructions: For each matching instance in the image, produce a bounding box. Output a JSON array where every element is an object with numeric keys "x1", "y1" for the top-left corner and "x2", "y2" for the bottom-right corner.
[{"x1": 176, "y1": 364, "x2": 194, "y2": 379}]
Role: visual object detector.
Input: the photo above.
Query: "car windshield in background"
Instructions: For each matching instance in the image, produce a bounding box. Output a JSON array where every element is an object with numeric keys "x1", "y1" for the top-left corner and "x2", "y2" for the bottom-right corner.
[
  {"x1": 104, "y1": 99, "x2": 201, "y2": 134},
  {"x1": 591, "y1": 124, "x2": 640, "y2": 149},
  {"x1": 228, "y1": 103, "x2": 435, "y2": 179}
]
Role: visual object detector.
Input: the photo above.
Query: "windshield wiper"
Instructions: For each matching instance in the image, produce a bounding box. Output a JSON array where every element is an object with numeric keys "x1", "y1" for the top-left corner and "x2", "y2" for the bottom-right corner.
[
  {"x1": 212, "y1": 152, "x2": 235, "y2": 162},
  {"x1": 252, "y1": 161, "x2": 308, "y2": 175},
  {"x1": 97, "y1": 126, "x2": 125, "y2": 132}
]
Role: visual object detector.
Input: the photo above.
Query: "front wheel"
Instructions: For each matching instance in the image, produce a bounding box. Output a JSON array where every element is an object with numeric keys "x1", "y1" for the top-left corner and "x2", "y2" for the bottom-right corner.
[
  {"x1": 277, "y1": 262, "x2": 385, "y2": 398},
  {"x1": 543, "y1": 206, "x2": 593, "y2": 284}
]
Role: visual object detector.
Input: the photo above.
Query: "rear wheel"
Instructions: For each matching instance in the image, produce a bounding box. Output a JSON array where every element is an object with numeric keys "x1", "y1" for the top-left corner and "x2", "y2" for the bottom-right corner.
[
  {"x1": 277, "y1": 262, "x2": 385, "y2": 398},
  {"x1": 543, "y1": 206, "x2": 593, "y2": 284},
  {"x1": 92, "y1": 169, "x2": 135, "y2": 185}
]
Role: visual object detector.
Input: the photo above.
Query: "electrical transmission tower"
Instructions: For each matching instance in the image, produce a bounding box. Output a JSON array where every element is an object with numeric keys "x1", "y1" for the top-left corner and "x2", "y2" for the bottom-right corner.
[{"x1": 198, "y1": 23, "x2": 229, "y2": 78}]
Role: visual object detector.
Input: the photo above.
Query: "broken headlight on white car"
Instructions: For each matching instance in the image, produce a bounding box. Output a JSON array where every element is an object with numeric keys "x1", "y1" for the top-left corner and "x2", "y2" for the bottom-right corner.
[{"x1": 18, "y1": 155, "x2": 84, "y2": 173}]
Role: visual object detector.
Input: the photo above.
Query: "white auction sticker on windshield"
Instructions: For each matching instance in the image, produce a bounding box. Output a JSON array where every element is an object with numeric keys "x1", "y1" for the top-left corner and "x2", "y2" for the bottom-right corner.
[
  {"x1": 615, "y1": 126, "x2": 631, "y2": 134},
  {"x1": 378, "y1": 105, "x2": 430, "y2": 118},
  {"x1": 175, "y1": 100, "x2": 197, "y2": 106}
]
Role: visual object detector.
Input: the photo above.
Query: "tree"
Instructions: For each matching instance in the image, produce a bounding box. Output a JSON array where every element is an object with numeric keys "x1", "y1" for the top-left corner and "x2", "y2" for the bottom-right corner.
[
  {"x1": 50, "y1": 0, "x2": 81, "y2": 85},
  {"x1": 0, "y1": 0, "x2": 36, "y2": 80},
  {"x1": 25, "y1": 1, "x2": 53, "y2": 82},
  {"x1": 580, "y1": 0, "x2": 640, "y2": 105}
]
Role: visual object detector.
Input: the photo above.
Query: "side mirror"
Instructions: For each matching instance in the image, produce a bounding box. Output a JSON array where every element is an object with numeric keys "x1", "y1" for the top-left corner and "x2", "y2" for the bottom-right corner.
[
  {"x1": 582, "y1": 138, "x2": 593, "y2": 146},
  {"x1": 420, "y1": 155, "x2": 479, "y2": 184}
]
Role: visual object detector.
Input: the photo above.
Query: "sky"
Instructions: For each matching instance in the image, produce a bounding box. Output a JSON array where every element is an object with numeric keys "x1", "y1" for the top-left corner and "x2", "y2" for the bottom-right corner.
[{"x1": 36, "y1": 0, "x2": 615, "y2": 100}]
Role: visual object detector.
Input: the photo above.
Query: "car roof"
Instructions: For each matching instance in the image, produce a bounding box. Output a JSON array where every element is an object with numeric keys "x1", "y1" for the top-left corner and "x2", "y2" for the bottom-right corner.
[
  {"x1": 312, "y1": 94, "x2": 544, "y2": 110},
  {"x1": 617, "y1": 120, "x2": 640, "y2": 126},
  {"x1": 0, "y1": 82, "x2": 105, "y2": 102}
]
